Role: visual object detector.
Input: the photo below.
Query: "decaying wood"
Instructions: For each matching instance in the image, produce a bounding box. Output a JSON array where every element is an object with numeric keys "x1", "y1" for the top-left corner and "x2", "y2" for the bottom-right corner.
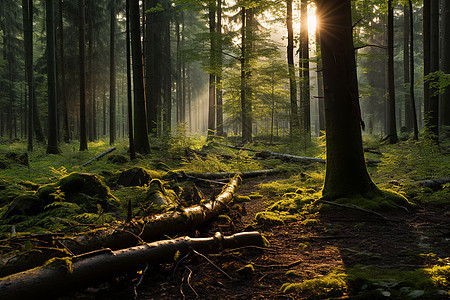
[
  {"x1": 80, "y1": 147, "x2": 116, "y2": 167},
  {"x1": 145, "y1": 179, "x2": 175, "y2": 210},
  {"x1": 0, "y1": 232, "x2": 264, "y2": 300},
  {"x1": 0, "y1": 177, "x2": 241, "y2": 277},
  {"x1": 214, "y1": 142, "x2": 380, "y2": 165},
  {"x1": 186, "y1": 169, "x2": 286, "y2": 180}
]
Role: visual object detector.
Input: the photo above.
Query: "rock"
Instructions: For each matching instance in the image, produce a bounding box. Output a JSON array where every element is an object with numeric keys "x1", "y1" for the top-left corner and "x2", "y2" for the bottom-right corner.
[
  {"x1": 2, "y1": 195, "x2": 44, "y2": 219},
  {"x1": 117, "y1": 167, "x2": 152, "y2": 187},
  {"x1": 107, "y1": 154, "x2": 128, "y2": 164}
]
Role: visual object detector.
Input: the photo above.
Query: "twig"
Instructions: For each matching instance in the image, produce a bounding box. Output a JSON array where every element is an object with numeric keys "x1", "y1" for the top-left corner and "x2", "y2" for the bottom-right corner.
[
  {"x1": 320, "y1": 199, "x2": 398, "y2": 222},
  {"x1": 223, "y1": 246, "x2": 277, "y2": 253},
  {"x1": 185, "y1": 266, "x2": 199, "y2": 298},
  {"x1": 192, "y1": 249, "x2": 234, "y2": 280},
  {"x1": 173, "y1": 251, "x2": 191, "y2": 276}
]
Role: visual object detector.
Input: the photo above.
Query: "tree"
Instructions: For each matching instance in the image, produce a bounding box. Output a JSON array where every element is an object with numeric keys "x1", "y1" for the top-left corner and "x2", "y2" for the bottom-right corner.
[
  {"x1": 427, "y1": 0, "x2": 439, "y2": 142},
  {"x1": 443, "y1": 0, "x2": 450, "y2": 128},
  {"x1": 215, "y1": 0, "x2": 224, "y2": 136},
  {"x1": 110, "y1": 0, "x2": 116, "y2": 145},
  {"x1": 387, "y1": 0, "x2": 398, "y2": 144},
  {"x1": 58, "y1": 0, "x2": 70, "y2": 143},
  {"x1": 79, "y1": 0, "x2": 88, "y2": 151},
  {"x1": 407, "y1": 0, "x2": 418, "y2": 140},
  {"x1": 316, "y1": 0, "x2": 378, "y2": 199},
  {"x1": 130, "y1": 0, "x2": 150, "y2": 154},
  {"x1": 286, "y1": 0, "x2": 299, "y2": 140},
  {"x1": 126, "y1": 0, "x2": 136, "y2": 160},
  {"x1": 46, "y1": 0, "x2": 61, "y2": 154},
  {"x1": 208, "y1": 0, "x2": 216, "y2": 137},
  {"x1": 22, "y1": 0, "x2": 34, "y2": 151},
  {"x1": 299, "y1": 0, "x2": 310, "y2": 144}
]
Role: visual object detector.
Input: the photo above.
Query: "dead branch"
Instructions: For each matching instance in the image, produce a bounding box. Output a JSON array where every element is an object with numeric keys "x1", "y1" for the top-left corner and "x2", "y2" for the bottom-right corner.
[
  {"x1": 80, "y1": 147, "x2": 116, "y2": 167},
  {"x1": 0, "y1": 232, "x2": 264, "y2": 300}
]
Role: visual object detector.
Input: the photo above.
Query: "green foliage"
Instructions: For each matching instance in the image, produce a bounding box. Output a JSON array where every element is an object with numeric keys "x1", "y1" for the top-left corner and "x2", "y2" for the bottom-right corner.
[{"x1": 281, "y1": 268, "x2": 347, "y2": 297}]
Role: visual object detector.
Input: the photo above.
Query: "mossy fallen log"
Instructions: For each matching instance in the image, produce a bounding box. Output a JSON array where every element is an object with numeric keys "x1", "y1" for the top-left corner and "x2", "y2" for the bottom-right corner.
[
  {"x1": 185, "y1": 169, "x2": 286, "y2": 180},
  {"x1": 215, "y1": 142, "x2": 380, "y2": 166},
  {"x1": 0, "y1": 231, "x2": 264, "y2": 300},
  {"x1": 0, "y1": 177, "x2": 241, "y2": 277}
]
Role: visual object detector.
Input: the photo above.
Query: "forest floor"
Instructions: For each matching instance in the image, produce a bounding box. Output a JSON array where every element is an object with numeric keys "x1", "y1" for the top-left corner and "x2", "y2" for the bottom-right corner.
[
  {"x1": 1, "y1": 135, "x2": 449, "y2": 299},
  {"x1": 83, "y1": 177, "x2": 450, "y2": 300}
]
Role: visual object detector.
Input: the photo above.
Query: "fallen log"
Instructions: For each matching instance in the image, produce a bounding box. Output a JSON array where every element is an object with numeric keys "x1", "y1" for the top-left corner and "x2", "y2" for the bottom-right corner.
[
  {"x1": 215, "y1": 142, "x2": 380, "y2": 166},
  {"x1": 0, "y1": 231, "x2": 264, "y2": 300},
  {"x1": 186, "y1": 169, "x2": 287, "y2": 180},
  {"x1": 80, "y1": 147, "x2": 116, "y2": 167},
  {"x1": 0, "y1": 177, "x2": 241, "y2": 277}
]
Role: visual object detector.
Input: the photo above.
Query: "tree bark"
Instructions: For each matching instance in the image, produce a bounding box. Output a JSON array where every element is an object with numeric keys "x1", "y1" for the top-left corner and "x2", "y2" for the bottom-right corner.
[
  {"x1": 23, "y1": 0, "x2": 34, "y2": 151},
  {"x1": 403, "y1": 4, "x2": 412, "y2": 132},
  {"x1": 317, "y1": 0, "x2": 379, "y2": 199},
  {"x1": 208, "y1": 0, "x2": 216, "y2": 137},
  {"x1": 408, "y1": 0, "x2": 419, "y2": 140},
  {"x1": 0, "y1": 232, "x2": 264, "y2": 300},
  {"x1": 423, "y1": 0, "x2": 430, "y2": 128},
  {"x1": 59, "y1": 0, "x2": 70, "y2": 143},
  {"x1": 46, "y1": 0, "x2": 61, "y2": 154},
  {"x1": 443, "y1": 0, "x2": 450, "y2": 127},
  {"x1": 79, "y1": 0, "x2": 88, "y2": 151},
  {"x1": 126, "y1": 0, "x2": 136, "y2": 160},
  {"x1": 300, "y1": 0, "x2": 310, "y2": 144},
  {"x1": 428, "y1": 0, "x2": 440, "y2": 142},
  {"x1": 216, "y1": 0, "x2": 224, "y2": 136},
  {"x1": 130, "y1": 0, "x2": 150, "y2": 153},
  {"x1": 287, "y1": 0, "x2": 299, "y2": 140},
  {"x1": 110, "y1": 0, "x2": 116, "y2": 145},
  {"x1": 387, "y1": 0, "x2": 398, "y2": 144}
]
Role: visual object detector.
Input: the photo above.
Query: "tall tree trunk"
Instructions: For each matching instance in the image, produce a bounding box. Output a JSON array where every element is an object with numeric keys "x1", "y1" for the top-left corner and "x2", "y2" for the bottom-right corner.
[
  {"x1": 317, "y1": 0, "x2": 378, "y2": 199},
  {"x1": 46, "y1": 0, "x2": 61, "y2": 154},
  {"x1": 216, "y1": 0, "x2": 223, "y2": 136},
  {"x1": 427, "y1": 0, "x2": 440, "y2": 142},
  {"x1": 408, "y1": 0, "x2": 419, "y2": 140},
  {"x1": 423, "y1": 0, "x2": 430, "y2": 128},
  {"x1": 287, "y1": 0, "x2": 299, "y2": 140},
  {"x1": 387, "y1": 0, "x2": 398, "y2": 144},
  {"x1": 58, "y1": 0, "x2": 70, "y2": 143},
  {"x1": 403, "y1": 5, "x2": 412, "y2": 132},
  {"x1": 79, "y1": 0, "x2": 88, "y2": 151},
  {"x1": 176, "y1": 16, "x2": 182, "y2": 124},
  {"x1": 208, "y1": 0, "x2": 216, "y2": 137},
  {"x1": 110, "y1": 1, "x2": 116, "y2": 145},
  {"x1": 87, "y1": 1, "x2": 94, "y2": 142},
  {"x1": 126, "y1": 0, "x2": 136, "y2": 159},
  {"x1": 23, "y1": 0, "x2": 34, "y2": 151},
  {"x1": 130, "y1": 0, "x2": 150, "y2": 153},
  {"x1": 145, "y1": 0, "x2": 160, "y2": 136},
  {"x1": 316, "y1": 30, "x2": 325, "y2": 136},
  {"x1": 442, "y1": 0, "x2": 450, "y2": 128},
  {"x1": 300, "y1": 0, "x2": 310, "y2": 144},
  {"x1": 240, "y1": 6, "x2": 248, "y2": 142},
  {"x1": 162, "y1": 10, "x2": 171, "y2": 135}
]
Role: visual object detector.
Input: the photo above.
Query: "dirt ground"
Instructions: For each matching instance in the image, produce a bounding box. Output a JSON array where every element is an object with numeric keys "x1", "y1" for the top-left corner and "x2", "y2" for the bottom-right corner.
[{"x1": 62, "y1": 177, "x2": 450, "y2": 300}]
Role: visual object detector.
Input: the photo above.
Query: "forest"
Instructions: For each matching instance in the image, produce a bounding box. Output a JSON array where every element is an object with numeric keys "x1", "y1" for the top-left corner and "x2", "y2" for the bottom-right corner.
[{"x1": 0, "y1": 0, "x2": 449, "y2": 299}]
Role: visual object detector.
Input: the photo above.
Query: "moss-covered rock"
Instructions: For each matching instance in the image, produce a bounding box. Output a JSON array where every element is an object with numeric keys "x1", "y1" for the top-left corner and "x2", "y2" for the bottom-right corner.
[
  {"x1": 36, "y1": 172, "x2": 119, "y2": 213},
  {"x1": 117, "y1": 167, "x2": 152, "y2": 187},
  {"x1": 107, "y1": 154, "x2": 128, "y2": 164},
  {"x1": 2, "y1": 194, "x2": 44, "y2": 219}
]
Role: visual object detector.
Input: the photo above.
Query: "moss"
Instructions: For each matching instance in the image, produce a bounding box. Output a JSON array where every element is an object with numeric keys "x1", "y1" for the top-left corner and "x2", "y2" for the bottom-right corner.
[
  {"x1": 236, "y1": 264, "x2": 255, "y2": 277},
  {"x1": 301, "y1": 218, "x2": 319, "y2": 227},
  {"x1": 234, "y1": 195, "x2": 251, "y2": 203},
  {"x1": 322, "y1": 188, "x2": 414, "y2": 212},
  {"x1": 281, "y1": 268, "x2": 347, "y2": 298},
  {"x1": 285, "y1": 270, "x2": 303, "y2": 277},
  {"x1": 248, "y1": 193, "x2": 263, "y2": 199},
  {"x1": 255, "y1": 211, "x2": 297, "y2": 225}
]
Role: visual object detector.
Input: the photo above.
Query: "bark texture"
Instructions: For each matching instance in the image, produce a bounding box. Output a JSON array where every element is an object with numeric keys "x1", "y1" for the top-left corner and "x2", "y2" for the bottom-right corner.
[{"x1": 317, "y1": 0, "x2": 378, "y2": 199}]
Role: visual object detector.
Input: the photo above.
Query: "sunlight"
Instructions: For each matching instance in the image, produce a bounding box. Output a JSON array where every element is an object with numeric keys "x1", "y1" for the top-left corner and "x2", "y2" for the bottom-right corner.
[{"x1": 308, "y1": 3, "x2": 318, "y2": 36}]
